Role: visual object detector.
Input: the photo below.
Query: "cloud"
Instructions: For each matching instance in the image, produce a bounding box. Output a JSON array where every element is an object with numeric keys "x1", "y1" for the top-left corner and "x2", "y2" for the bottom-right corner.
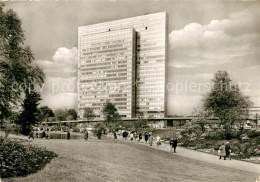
[
  {"x1": 40, "y1": 93, "x2": 78, "y2": 110},
  {"x1": 168, "y1": 95, "x2": 202, "y2": 116},
  {"x1": 52, "y1": 47, "x2": 78, "y2": 63},
  {"x1": 169, "y1": 7, "x2": 260, "y2": 67},
  {"x1": 36, "y1": 47, "x2": 78, "y2": 110},
  {"x1": 167, "y1": 7, "x2": 260, "y2": 115}
]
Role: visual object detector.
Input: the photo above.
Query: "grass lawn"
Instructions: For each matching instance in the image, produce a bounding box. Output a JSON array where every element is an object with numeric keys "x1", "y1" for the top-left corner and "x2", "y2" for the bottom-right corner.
[{"x1": 4, "y1": 138, "x2": 259, "y2": 182}]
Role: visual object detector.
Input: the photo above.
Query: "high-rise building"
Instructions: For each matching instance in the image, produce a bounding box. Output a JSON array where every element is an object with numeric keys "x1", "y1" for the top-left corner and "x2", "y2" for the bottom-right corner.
[{"x1": 78, "y1": 12, "x2": 167, "y2": 119}]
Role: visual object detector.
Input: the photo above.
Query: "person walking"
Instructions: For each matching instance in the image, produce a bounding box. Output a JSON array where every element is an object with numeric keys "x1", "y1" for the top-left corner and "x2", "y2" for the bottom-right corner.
[
  {"x1": 36, "y1": 128, "x2": 39, "y2": 138},
  {"x1": 225, "y1": 142, "x2": 231, "y2": 160},
  {"x1": 170, "y1": 138, "x2": 174, "y2": 152},
  {"x1": 130, "y1": 133, "x2": 134, "y2": 142},
  {"x1": 156, "y1": 135, "x2": 161, "y2": 147},
  {"x1": 219, "y1": 142, "x2": 226, "y2": 160},
  {"x1": 138, "y1": 133, "x2": 142, "y2": 142},
  {"x1": 144, "y1": 132, "x2": 149, "y2": 144},
  {"x1": 28, "y1": 130, "x2": 34, "y2": 140},
  {"x1": 173, "y1": 138, "x2": 178, "y2": 153},
  {"x1": 67, "y1": 131, "x2": 71, "y2": 140},
  {"x1": 113, "y1": 131, "x2": 117, "y2": 140},
  {"x1": 149, "y1": 133, "x2": 153, "y2": 146},
  {"x1": 122, "y1": 131, "x2": 126, "y2": 139},
  {"x1": 42, "y1": 130, "x2": 46, "y2": 139},
  {"x1": 134, "y1": 131, "x2": 137, "y2": 140},
  {"x1": 46, "y1": 128, "x2": 50, "y2": 140},
  {"x1": 84, "y1": 131, "x2": 89, "y2": 141}
]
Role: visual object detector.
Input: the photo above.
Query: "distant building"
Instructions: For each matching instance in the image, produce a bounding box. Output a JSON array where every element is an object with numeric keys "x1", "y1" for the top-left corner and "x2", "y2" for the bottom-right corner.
[
  {"x1": 248, "y1": 105, "x2": 260, "y2": 126},
  {"x1": 78, "y1": 12, "x2": 168, "y2": 119},
  {"x1": 248, "y1": 105, "x2": 260, "y2": 119}
]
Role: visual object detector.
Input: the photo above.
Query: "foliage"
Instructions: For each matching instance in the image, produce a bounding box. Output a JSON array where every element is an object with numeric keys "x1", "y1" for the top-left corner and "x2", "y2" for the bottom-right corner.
[
  {"x1": 102, "y1": 102, "x2": 120, "y2": 124},
  {"x1": 67, "y1": 109, "x2": 77, "y2": 120},
  {"x1": 54, "y1": 109, "x2": 67, "y2": 121},
  {"x1": 38, "y1": 106, "x2": 54, "y2": 123},
  {"x1": 54, "y1": 109, "x2": 77, "y2": 121},
  {"x1": 66, "y1": 115, "x2": 74, "y2": 121},
  {"x1": 0, "y1": 3, "x2": 45, "y2": 126},
  {"x1": 72, "y1": 127, "x2": 80, "y2": 132},
  {"x1": 136, "y1": 112, "x2": 147, "y2": 129},
  {"x1": 84, "y1": 107, "x2": 95, "y2": 122},
  {"x1": 192, "y1": 107, "x2": 210, "y2": 132},
  {"x1": 2, "y1": 120, "x2": 21, "y2": 137},
  {"x1": 0, "y1": 137, "x2": 58, "y2": 178},
  {"x1": 92, "y1": 122, "x2": 106, "y2": 139},
  {"x1": 204, "y1": 71, "x2": 251, "y2": 139},
  {"x1": 17, "y1": 90, "x2": 41, "y2": 135}
]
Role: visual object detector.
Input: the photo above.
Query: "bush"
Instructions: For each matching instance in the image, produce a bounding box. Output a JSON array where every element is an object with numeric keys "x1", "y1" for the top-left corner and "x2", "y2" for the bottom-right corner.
[
  {"x1": 0, "y1": 137, "x2": 58, "y2": 178},
  {"x1": 247, "y1": 130, "x2": 260, "y2": 138},
  {"x1": 72, "y1": 127, "x2": 80, "y2": 132}
]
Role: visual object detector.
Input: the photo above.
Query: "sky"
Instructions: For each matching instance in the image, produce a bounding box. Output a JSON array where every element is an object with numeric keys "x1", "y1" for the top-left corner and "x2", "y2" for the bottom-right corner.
[{"x1": 5, "y1": 0, "x2": 260, "y2": 116}]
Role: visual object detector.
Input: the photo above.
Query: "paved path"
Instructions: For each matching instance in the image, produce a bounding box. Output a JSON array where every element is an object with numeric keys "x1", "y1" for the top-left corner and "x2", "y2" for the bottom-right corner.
[{"x1": 117, "y1": 136, "x2": 260, "y2": 174}]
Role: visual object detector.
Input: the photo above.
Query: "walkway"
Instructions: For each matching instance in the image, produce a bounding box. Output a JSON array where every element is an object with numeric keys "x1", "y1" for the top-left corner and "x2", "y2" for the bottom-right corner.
[{"x1": 118, "y1": 136, "x2": 260, "y2": 174}]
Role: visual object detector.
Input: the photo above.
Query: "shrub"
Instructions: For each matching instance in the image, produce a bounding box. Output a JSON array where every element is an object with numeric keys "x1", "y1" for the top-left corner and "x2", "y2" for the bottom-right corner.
[
  {"x1": 0, "y1": 137, "x2": 58, "y2": 178},
  {"x1": 247, "y1": 130, "x2": 260, "y2": 138},
  {"x1": 72, "y1": 127, "x2": 80, "y2": 132}
]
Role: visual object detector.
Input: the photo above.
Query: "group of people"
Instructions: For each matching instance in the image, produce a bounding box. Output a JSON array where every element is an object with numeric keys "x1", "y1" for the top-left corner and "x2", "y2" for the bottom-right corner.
[
  {"x1": 116, "y1": 131, "x2": 179, "y2": 152},
  {"x1": 29, "y1": 128, "x2": 50, "y2": 140},
  {"x1": 218, "y1": 142, "x2": 232, "y2": 160}
]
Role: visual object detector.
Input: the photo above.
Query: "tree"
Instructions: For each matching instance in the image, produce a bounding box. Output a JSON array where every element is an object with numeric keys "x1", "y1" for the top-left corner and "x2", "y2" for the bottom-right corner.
[
  {"x1": 66, "y1": 115, "x2": 74, "y2": 121},
  {"x1": 17, "y1": 90, "x2": 41, "y2": 135},
  {"x1": 204, "y1": 71, "x2": 251, "y2": 139},
  {"x1": 92, "y1": 122, "x2": 106, "y2": 139},
  {"x1": 193, "y1": 107, "x2": 210, "y2": 132},
  {"x1": 54, "y1": 109, "x2": 66, "y2": 121},
  {"x1": 0, "y1": 3, "x2": 45, "y2": 127},
  {"x1": 67, "y1": 109, "x2": 77, "y2": 120},
  {"x1": 38, "y1": 106, "x2": 54, "y2": 123},
  {"x1": 84, "y1": 108, "x2": 95, "y2": 123},
  {"x1": 102, "y1": 102, "x2": 119, "y2": 124},
  {"x1": 136, "y1": 112, "x2": 147, "y2": 129}
]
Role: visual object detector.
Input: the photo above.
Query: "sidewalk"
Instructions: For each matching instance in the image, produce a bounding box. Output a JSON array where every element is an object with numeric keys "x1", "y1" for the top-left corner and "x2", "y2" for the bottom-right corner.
[{"x1": 119, "y1": 136, "x2": 260, "y2": 174}]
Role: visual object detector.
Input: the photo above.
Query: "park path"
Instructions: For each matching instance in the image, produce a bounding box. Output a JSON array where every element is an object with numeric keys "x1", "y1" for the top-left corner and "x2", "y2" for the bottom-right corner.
[{"x1": 116, "y1": 135, "x2": 260, "y2": 174}]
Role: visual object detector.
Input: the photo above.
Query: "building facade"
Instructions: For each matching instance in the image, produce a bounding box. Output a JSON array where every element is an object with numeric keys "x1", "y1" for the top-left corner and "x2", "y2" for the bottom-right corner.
[{"x1": 78, "y1": 12, "x2": 168, "y2": 119}]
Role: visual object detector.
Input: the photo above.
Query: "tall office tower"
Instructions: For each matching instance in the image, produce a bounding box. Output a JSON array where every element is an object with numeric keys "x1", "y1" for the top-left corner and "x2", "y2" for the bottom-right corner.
[{"x1": 78, "y1": 12, "x2": 167, "y2": 119}]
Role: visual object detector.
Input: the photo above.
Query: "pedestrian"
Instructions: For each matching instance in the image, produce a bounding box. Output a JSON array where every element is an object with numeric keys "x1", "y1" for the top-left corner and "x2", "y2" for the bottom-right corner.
[
  {"x1": 84, "y1": 131, "x2": 88, "y2": 141},
  {"x1": 149, "y1": 133, "x2": 153, "y2": 146},
  {"x1": 138, "y1": 133, "x2": 142, "y2": 142},
  {"x1": 144, "y1": 132, "x2": 149, "y2": 144},
  {"x1": 123, "y1": 131, "x2": 127, "y2": 139},
  {"x1": 134, "y1": 131, "x2": 137, "y2": 140},
  {"x1": 42, "y1": 130, "x2": 46, "y2": 139},
  {"x1": 36, "y1": 128, "x2": 39, "y2": 138},
  {"x1": 219, "y1": 142, "x2": 226, "y2": 160},
  {"x1": 173, "y1": 138, "x2": 178, "y2": 153},
  {"x1": 130, "y1": 133, "x2": 134, "y2": 142},
  {"x1": 225, "y1": 142, "x2": 231, "y2": 160},
  {"x1": 46, "y1": 128, "x2": 50, "y2": 140},
  {"x1": 169, "y1": 138, "x2": 174, "y2": 152},
  {"x1": 67, "y1": 131, "x2": 71, "y2": 140},
  {"x1": 156, "y1": 135, "x2": 161, "y2": 147},
  {"x1": 113, "y1": 131, "x2": 117, "y2": 140},
  {"x1": 28, "y1": 130, "x2": 34, "y2": 140}
]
